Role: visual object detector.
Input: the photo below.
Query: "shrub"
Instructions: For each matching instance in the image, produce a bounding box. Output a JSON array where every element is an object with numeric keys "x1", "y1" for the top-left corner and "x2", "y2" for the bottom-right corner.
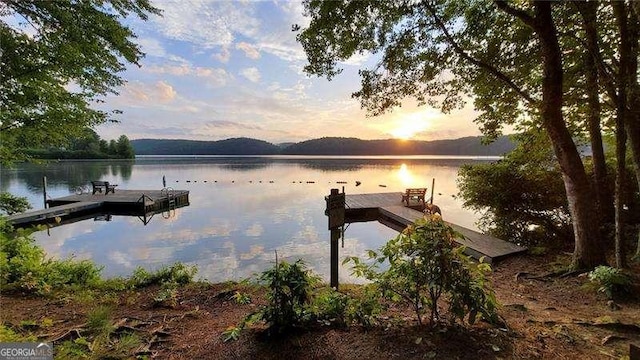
[
  {"x1": 312, "y1": 288, "x2": 349, "y2": 326},
  {"x1": 588, "y1": 265, "x2": 632, "y2": 299},
  {"x1": 457, "y1": 132, "x2": 572, "y2": 247},
  {"x1": 0, "y1": 219, "x2": 102, "y2": 294},
  {"x1": 153, "y1": 283, "x2": 179, "y2": 308},
  {"x1": 344, "y1": 284, "x2": 383, "y2": 328},
  {"x1": 0, "y1": 193, "x2": 31, "y2": 215},
  {"x1": 346, "y1": 216, "x2": 499, "y2": 327},
  {"x1": 223, "y1": 258, "x2": 320, "y2": 340},
  {"x1": 87, "y1": 306, "x2": 114, "y2": 335},
  {"x1": 128, "y1": 262, "x2": 197, "y2": 288},
  {"x1": 258, "y1": 258, "x2": 319, "y2": 333}
]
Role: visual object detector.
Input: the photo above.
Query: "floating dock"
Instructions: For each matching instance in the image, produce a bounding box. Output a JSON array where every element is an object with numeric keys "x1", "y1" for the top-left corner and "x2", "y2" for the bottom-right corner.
[
  {"x1": 343, "y1": 192, "x2": 527, "y2": 263},
  {"x1": 7, "y1": 189, "x2": 189, "y2": 227}
]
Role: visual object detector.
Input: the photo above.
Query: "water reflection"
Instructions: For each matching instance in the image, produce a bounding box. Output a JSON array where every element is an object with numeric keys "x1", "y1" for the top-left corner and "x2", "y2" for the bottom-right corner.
[{"x1": 0, "y1": 156, "x2": 497, "y2": 283}]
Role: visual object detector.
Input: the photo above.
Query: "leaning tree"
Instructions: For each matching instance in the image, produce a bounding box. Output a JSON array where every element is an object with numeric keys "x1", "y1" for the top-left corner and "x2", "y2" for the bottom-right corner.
[{"x1": 296, "y1": 0, "x2": 638, "y2": 269}]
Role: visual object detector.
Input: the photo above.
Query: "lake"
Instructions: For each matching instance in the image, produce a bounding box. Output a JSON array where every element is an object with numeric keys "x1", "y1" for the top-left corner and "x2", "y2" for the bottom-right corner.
[{"x1": 0, "y1": 156, "x2": 497, "y2": 283}]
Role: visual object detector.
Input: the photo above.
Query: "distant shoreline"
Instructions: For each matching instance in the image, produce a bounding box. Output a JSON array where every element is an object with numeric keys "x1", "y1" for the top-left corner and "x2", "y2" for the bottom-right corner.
[
  {"x1": 134, "y1": 154, "x2": 503, "y2": 160},
  {"x1": 131, "y1": 135, "x2": 515, "y2": 157}
]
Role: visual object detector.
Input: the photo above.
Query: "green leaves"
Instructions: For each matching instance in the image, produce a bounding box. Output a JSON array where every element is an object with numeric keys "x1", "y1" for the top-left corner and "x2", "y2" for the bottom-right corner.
[
  {"x1": 344, "y1": 216, "x2": 499, "y2": 327},
  {"x1": 0, "y1": 0, "x2": 160, "y2": 163},
  {"x1": 588, "y1": 266, "x2": 632, "y2": 299},
  {"x1": 457, "y1": 131, "x2": 573, "y2": 247}
]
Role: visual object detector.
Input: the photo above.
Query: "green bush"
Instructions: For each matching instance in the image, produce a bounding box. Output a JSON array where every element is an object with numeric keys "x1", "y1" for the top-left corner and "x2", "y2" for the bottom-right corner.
[
  {"x1": 0, "y1": 219, "x2": 102, "y2": 294},
  {"x1": 153, "y1": 283, "x2": 179, "y2": 308},
  {"x1": 311, "y1": 288, "x2": 349, "y2": 326},
  {"x1": 346, "y1": 216, "x2": 499, "y2": 327},
  {"x1": 0, "y1": 193, "x2": 31, "y2": 215},
  {"x1": 587, "y1": 265, "x2": 632, "y2": 299},
  {"x1": 128, "y1": 262, "x2": 197, "y2": 288},
  {"x1": 457, "y1": 132, "x2": 572, "y2": 247},
  {"x1": 223, "y1": 258, "x2": 320, "y2": 341},
  {"x1": 344, "y1": 284, "x2": 383, "y2": 328},
  {"x1": 258, "y1": 259, "x2": 319, "y2": 333}
]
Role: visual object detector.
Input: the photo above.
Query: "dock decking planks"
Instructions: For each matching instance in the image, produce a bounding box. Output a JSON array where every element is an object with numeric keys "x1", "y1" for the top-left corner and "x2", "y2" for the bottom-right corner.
[
  {"x1": 7, "y1": 201, "x2": 102, "y2": 226},
  {"x1": 48, "y1": 190, "x2": 188, "y2": 206},
  {"x1": 344, "y1": 192, "x2": 526, "y2": 263},
  {"x1": 8, "y1": 189, "x2": 189, "y2": 227}
]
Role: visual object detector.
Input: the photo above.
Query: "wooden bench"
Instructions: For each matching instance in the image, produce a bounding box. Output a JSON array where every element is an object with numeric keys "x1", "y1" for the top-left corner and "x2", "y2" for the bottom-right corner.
[
  {"x1": 401, "y1": 188, "x2": 427, "y2": 207},
  {"x1": 91, "y1": 181, "x2": 118, "y2": 194}
]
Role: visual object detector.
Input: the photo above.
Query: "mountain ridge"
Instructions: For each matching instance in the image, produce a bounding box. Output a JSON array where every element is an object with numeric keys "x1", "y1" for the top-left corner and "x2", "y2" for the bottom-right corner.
[{"x1": 131, "y1": 135, "x2": 515, "y2": 156}]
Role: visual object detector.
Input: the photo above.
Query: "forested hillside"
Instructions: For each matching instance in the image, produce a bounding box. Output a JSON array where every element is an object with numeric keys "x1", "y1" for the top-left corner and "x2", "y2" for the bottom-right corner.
[
  {"x1": 131, "y1": 137, "x2": 281, "y2": 155},
  {"x1": 132, "y1": 135, "x2": 515, "y2": 156},
  {"x1": 280, "y1": 136, "x2": 514, "y2": 155}
]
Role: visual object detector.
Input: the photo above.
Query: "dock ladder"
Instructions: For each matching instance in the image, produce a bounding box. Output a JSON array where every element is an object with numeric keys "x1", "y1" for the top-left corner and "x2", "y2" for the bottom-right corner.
[{"x1": 161, "y1": 187, "x2": 176, "y2": 219}]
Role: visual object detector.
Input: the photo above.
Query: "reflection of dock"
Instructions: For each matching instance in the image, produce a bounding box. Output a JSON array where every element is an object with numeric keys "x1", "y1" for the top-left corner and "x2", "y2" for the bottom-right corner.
[
  {"x1": 7, "y1": 189, "x2": 189, "y2": 227},
  {"x1": 343, "y1": 192, "x2": 527, "y2": 263}
]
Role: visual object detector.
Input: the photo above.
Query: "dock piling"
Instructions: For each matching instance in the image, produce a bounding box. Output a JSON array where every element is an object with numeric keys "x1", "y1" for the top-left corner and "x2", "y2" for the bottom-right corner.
[
  {"x1": 326, "y1": 188, "x2": 346, "y2": 289},
  {"x1": 43, "y1": 176, "x2": 48, "y2": 209},
  {"x1": 430, "y1": 178, "x2": 435, "y2": 204}
]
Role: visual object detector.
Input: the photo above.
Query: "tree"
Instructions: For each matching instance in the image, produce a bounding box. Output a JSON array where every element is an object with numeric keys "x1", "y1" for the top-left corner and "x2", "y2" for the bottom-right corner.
[
  {"x1": 108, "y1": 139, "x2": 117, "y2": 156},
  {"x1": 458, "y1": 132, "x2": 572, "y2": 248},
  {"x1": 69, "y1": 128, "x2": 101, "y2": 152},
  {"x1": 115, "y1": 134, "x2": 135, "y2": 159},
  {"x1": 297, "y1": 0, "x2": 608, "y2": 268},
  {"x1": 0, "y1": 0, "x2": 160, "y2": 164}
]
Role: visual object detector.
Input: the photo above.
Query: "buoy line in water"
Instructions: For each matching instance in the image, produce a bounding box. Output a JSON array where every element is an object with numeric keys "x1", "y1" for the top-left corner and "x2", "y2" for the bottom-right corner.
[{"x1": 169, "y1": 179, "x2": 459, "y2": 198}]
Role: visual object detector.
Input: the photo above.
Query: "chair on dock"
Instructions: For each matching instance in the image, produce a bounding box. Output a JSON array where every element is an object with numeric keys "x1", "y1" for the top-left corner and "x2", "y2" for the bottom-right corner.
[
  {"x1": 91, "y1": 181, "x2": 118, "y2": 194},
  {"x1": 402, "y1": 188, "x2": 427, "y2": 207}
]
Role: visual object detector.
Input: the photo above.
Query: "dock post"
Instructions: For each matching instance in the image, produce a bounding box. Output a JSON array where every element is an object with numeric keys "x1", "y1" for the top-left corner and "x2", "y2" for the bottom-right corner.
[
  {"x1": 430, "y1": 178, "x2": 435, "y2": 204},
  {"x1": 330, "y1": 227, "x2": 340, "y2": 289},
  {"x1": 325, "y1": 188, "x2": 345, "y2": 289},
  {"x1": 42, "y1": 176, "x2": 48, "y2": 209}
]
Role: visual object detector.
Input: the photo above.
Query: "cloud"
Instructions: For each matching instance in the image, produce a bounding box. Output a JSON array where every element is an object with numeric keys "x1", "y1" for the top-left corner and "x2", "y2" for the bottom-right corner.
[
  {"x1": 203, "y1": 121, "x2": 262, "y2": 131},
  {"x1": 122, "y1": 81, "x2": 177, "y2": 104},
  {"x1": 152, "y1": 1, "x2": 259, "y2": 48},
  {"x1": 254, "y1": 34, "x2": 306, "y2": 62},
  {"x1": 148, "y1": 0, "x2": 307, "y2": 63},
  {"x1": 236, "y1": 42, "x2": 261, "y2": 59},
  {"x1": 213, "y1": 46, "x2": 231, "y2": 63},
  {"x1": 339, "y1": 52, "x2": 371, "y2": 66},
  {"x1": 240, "y1": 67, "x2": 261, "y2": 83},
  {"x1": 136, "y1": 37, "x2": 167, "y2": 58},
  {"x1": 144, "y1": 64, "x2": 231, "y2": 87}
]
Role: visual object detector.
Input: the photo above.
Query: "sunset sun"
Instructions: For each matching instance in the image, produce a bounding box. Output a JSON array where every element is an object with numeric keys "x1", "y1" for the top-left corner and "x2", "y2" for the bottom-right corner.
[{"x1": 390, "y1": 112, "x2": 432, "y2": 140}]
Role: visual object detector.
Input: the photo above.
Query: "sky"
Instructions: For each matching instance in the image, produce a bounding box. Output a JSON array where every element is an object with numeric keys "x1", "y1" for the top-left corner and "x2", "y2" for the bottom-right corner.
[{"x1": 51, "y1": 1, "x2": 485, "y2": 143}]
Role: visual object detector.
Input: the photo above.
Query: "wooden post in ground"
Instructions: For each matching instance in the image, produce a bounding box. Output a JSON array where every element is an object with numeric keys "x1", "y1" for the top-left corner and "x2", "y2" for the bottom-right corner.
[
  {"x1": 42, "y1": 176, "x2": 48, "y2": 209},
  {"x1": 325, "y1": 188, "x2": 345, "y2": 289},
  {"x1": 430, "y1": 178, "x2": 435, "y2": 204},
  {"x1": 631, "y1": 343, "x2": 639, "y2": 360},
  {"x1": 330, "y1": 227, "x2": 340, "y2": 288}
]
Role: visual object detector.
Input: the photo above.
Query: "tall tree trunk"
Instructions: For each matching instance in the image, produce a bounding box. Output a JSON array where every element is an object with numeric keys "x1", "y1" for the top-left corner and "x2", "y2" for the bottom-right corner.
[
  {"x1": 496, "y1": 0, "x2": 607, "y2": 268},
  {"x1": 625, "y1": 1, "x2": 640, "y2": 260},
  {"x1": 613, "y1": 1, "x2": 640, "y2": 267},
  {"x1": 630, "y1": 111, "x2": 640, "y2": 260},
  {"x1": 577, "y1": 2, "x2": 614, "y2": 233},
  {"x1": 534, "y1": 2, "x2": 606, "y2": 269}
]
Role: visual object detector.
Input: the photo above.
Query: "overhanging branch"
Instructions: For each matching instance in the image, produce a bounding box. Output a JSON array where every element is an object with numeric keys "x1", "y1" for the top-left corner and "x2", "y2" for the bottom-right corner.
[{"x1": 424, "y1": 3, "x2": 537, "y2": 105}]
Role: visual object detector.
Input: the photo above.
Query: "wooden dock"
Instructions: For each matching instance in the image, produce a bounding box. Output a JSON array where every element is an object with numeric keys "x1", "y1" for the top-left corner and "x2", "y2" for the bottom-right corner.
[
  {"x1": 344, "y1": 192, "x2": 526, "y2": 263},
  {"x1": 7, "y1": 189, "x2": 189, "y2": 227}
]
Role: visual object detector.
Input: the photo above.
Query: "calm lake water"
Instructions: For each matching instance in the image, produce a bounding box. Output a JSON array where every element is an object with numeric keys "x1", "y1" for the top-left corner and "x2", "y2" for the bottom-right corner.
[{"x1": 1, "y1": 156, "x2": 497, "y2": 283}]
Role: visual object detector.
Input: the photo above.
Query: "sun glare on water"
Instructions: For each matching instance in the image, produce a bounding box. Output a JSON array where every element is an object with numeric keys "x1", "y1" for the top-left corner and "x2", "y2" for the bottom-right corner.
[{"x1": 390, "y1": 112, "x2": 432, "y2": 140}]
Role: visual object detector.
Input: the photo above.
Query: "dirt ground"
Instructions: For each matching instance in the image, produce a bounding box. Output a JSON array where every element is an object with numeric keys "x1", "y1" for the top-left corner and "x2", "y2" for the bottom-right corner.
[{"x1": 1, "y1": 253, "x2": 639, "y2": 359}]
